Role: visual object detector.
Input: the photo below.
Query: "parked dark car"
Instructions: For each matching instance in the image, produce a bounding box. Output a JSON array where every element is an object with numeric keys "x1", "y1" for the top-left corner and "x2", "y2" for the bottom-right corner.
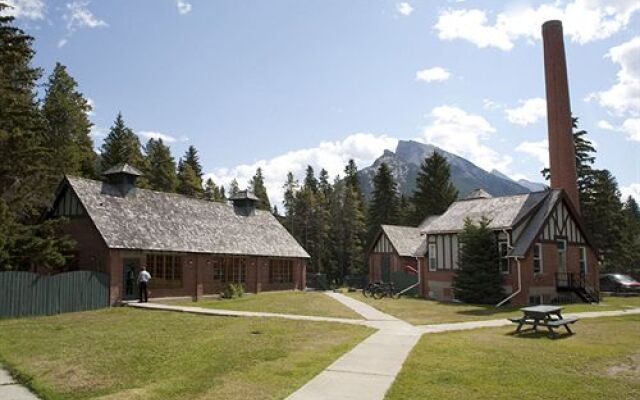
[{"x1": 599, "y1": 274, "x2": 640, "y2": 293}]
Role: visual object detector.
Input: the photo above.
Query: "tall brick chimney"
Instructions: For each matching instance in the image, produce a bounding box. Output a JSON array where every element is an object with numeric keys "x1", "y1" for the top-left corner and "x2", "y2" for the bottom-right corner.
[{"x1": 542, "y1": 20, "x2": 580, "y2": 213}]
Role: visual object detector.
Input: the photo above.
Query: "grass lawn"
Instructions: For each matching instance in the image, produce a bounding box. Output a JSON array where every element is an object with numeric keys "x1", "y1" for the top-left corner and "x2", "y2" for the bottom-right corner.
[
  {"x1": 166, "y1": 291, "x2": 361, "y2": 319},
  {"x1": 386, "y1": 315, "x2": 640, "y2": 400},
  {"x1": 0, "y1": 308, "x2": 372, "y2": 400},
  {"x1": 346, "y1": 292, "x2": 640, "y2": 325}
]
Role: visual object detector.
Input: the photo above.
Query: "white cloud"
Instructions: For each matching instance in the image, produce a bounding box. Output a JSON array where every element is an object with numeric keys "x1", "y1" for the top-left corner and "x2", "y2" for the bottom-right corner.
[
  {"x1": 597, "y1": 119, "x2": 616, "y2": 130},
  {"x1": 138, "y1": 131, "x2": 177, "y2": 143},
  {"x1": 482, "y1": 99, "x2": 502, "y2": 111},
  {"x1": 505, "y1": 97, "x2": 546, "y2": 126},
  {"x1": 516, "y1": 139, "x2": 549, "y2": 166},
  {"x1": 1, "y1": 0, "x2": 45, "y2": 20},
  {"x1": 86, "y1": 98, "x2": 95, "y2": 117},
  {"x1": 621, "y1": 183, "x2": 640, "y2": 202},
  {"x1": 396, "y1": 2, "x2": 414, "y2": 16},
  {"x1": 435, "y1": 1, "x2": 640, "y2": 51},
  {"x1": 204, "y1": 133, "x2": 398, "y2": 207},
  {"x1": 416, "y1": 67, "x2": 451, "y2": 83},
  {"x1": 419, "y1": 105, "x2": 512, "y2": 172},
  {"x1": 176, "y1": 0, "x2": 192, "y2": 15},
  {"x1": 65, "y1": 1, "x2": 107, "y2": 29},
  {"x1": 621, "y1": 118, "x2": 640, "y2": 141},
  {"x1": 589, "y1": 36, "x2": 640, "y2": 117}
]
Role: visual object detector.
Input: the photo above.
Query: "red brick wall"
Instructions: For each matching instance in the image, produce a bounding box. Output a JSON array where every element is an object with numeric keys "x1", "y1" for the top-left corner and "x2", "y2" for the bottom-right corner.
[{"x1": 61, "y1": 217, "x2": 110, "y2": 273}]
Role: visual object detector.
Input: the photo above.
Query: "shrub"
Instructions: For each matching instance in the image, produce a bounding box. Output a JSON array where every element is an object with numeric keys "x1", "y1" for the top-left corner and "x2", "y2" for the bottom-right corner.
[{"x1": 221, "y1": 283, "x2": 245, "y2": 299}]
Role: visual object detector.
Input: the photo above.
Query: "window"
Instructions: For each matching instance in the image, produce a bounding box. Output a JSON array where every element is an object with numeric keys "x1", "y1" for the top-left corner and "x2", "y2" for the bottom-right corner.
[
  {"x1": 219, "y1": 256, "x2": 246, "y2": 283},
  {"x1": 498, "y1": 241, "x2": 509, "y2": 274},
  {"x1": 428, "y1": 243, "x2": 437, "y2": 271},
  {"x1": 579, "y1": 247, "x2": 587, "y2": 275},
  {"x1": 269, "y1": 259, "x2": 293, "y2": 283},
  {"x1": 533, "y1": 243, "x2": 543, "y2": 274},
  {"x1": 146, "y1": 253, "x2": 183, "y2": 288},
  {"x1": 528, "y1": 295, "x2": 544, "y2": 305},
  {"x1": 212, "y1": 259, "x2": 223, "y2": 281}
]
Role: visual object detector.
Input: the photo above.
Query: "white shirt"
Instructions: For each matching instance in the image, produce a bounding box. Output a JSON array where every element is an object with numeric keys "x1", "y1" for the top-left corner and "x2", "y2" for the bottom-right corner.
[{"x1": 138, "y1": 270, "x2": 151, "y2": 283}]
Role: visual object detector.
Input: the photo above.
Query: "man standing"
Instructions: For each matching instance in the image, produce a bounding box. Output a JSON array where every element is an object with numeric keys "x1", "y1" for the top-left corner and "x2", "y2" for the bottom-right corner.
[{"x1": 138, "y1": 266, "x2": 151, "y2": 303}]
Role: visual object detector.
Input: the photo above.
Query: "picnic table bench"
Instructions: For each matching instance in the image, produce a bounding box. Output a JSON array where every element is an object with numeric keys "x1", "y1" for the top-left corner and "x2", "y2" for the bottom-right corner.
[{"x1": 508, "y1": 305, "x2": 578, "y2": 336}]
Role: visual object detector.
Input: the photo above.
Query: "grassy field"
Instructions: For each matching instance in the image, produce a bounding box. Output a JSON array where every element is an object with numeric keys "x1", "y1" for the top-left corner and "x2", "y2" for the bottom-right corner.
[
  {"x1": 386, "y1": 315, "x2": 640, "y2": 399},
  {"x1": 166, "y1": 291, "x2": 361, "y2": 319},
  {"x1": 346, "y1": 292, "x2": 640, "y2": 325},
  {"x1": 0, "y1": 308, "x2": 372, "y2": 400}
]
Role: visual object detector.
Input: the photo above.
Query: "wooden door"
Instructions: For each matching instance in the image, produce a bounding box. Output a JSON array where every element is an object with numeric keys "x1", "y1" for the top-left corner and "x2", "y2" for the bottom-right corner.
[{"x1": 122, "y1": 258, "x2": 140, "y2": 300}]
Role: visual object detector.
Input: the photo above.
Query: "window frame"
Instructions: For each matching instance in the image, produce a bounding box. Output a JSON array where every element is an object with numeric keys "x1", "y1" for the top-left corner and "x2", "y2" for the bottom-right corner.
[
  {"x1": 145, "y1": 253, "x2": 183, "y2": 289},
  {"x1": 579, "y1": 247, "x2": 588, "y2": 276},
  {"x1": 269, "y1": 258, "x2": 294, "y2": 283},
  {"x1": 533, "y1": 243, "x2": 543, "y2": 274},
  {"x1": 428, "y1": 243, "x2": 437, "y2": 271},
  {"x1": 498, "y1": 241, "x2": 510, "y2": 274}
]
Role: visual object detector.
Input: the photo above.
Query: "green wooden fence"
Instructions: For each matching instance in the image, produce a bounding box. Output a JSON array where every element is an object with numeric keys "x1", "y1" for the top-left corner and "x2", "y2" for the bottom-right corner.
[{"x1": 0, "y1": 270, "x2": 109, "y2": 318}]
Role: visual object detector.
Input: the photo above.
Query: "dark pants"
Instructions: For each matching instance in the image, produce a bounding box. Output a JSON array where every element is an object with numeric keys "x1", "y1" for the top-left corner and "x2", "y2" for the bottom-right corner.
[{"x1": 139, "y1": 281, "x2": 149, "y2": 303}]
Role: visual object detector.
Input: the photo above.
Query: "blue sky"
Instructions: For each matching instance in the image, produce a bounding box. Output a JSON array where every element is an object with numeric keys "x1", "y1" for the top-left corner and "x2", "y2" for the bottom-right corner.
[{"x1": 5, "y1": 0, "x2": 640, "y2": 204}]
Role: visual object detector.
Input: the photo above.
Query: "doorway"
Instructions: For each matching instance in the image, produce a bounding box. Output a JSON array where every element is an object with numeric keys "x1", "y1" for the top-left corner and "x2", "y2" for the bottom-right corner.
[
  {"x1": 122, "y1": 258, "x2": 140, "y2": 300},
  {"x1": 382, "y1": 255, "x2": 391, "y2": 282}
]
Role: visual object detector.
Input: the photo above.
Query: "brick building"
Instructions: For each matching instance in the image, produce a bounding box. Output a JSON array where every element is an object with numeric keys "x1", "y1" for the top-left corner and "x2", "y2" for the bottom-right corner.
[
  {"x1": 367, "y1": 20, "x2": 600, "y2": 305},
  {"x1": 49, "y1": 164, "x2": 309, "y2": 304}
]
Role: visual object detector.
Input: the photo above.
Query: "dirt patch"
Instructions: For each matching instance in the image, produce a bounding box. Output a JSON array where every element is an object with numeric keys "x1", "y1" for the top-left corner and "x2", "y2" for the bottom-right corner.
[{"x1": 607, "y1": 353, "x2": 640, "y2": 377}]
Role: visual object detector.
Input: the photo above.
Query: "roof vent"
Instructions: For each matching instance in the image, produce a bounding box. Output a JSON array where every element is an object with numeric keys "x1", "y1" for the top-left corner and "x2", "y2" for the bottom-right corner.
[
  {"x1": 103, "y1": 163, "x2": 142, "y2": 197},
  {"x1": 464, "y1": 188, "x2": 493, "y2": 200},
  {"x1": 229, "y1": 190, "x2": 259, "y2": 216}
]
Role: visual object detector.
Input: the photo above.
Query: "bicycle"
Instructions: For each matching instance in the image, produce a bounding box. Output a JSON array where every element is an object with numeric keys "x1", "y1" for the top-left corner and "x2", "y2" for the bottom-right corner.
[
  {"x1": 363, "y1": 281, "x2": 382, "y2": 298},
  {"x1": 372, "y1": 282, "x2": 400, "y2": 299}
]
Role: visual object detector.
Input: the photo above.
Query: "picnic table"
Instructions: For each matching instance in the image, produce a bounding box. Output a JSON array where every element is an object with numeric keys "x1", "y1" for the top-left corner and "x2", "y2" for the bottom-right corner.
[{"x1": 508, "y1": 305, "x2": 578, "y2": 336}]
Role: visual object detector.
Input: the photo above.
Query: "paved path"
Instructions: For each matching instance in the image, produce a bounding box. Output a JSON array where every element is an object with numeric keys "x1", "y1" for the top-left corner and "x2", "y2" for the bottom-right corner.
[
  {"x1": 286, "y1": 293, "x2": 421, "y2": 400},
  {"x1": 128, "y1": 301, "x2": 368, "y2": 326},
  {"x1": 0, "y1": 367, "x2": 39, "y2": 400}
]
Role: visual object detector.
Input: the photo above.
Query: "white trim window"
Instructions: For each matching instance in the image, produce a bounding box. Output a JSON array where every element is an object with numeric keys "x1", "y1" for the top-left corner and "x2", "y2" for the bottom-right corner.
[
  {"x1": 428, "y1": 243, "x2": 437, "y2": 271},
  {"x1": 498, "y1": 241, "x2": 509, "y2": 274},
  {"x1": 579, "y1": 247, "x2": 587, "y2": 275},
  {"x1": 533, "y1": 243, "x2": 543, "y2": 274}
]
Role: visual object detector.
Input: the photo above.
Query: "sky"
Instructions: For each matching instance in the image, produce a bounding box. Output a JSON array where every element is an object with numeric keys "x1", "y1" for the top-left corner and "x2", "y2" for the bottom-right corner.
[{"x1": 4, "y1": 0, "x2": 640, "y2": 206}]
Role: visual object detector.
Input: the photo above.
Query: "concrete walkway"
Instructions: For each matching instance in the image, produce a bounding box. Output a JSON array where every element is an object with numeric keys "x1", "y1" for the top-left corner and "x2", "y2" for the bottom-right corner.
[
  {"x1": 0, "y1": 367, "x2": 39, "y2": 400},
  {"x1": 286, "y1": 293, "x2": 422, "y2": 400}
]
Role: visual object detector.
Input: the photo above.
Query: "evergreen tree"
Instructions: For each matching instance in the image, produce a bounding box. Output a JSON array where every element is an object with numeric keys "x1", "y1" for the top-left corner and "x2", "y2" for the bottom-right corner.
[
  {"x1": 176, "y1": 162, "x2": 202, "y2": 197},
  {"x1": 250, "y1": 167, "x2": 271, "y2": 210},
  {"x1": 411, "y1": 152, "x2": 458, "y2": 225},
  {"x1": 398, "y1": 194, "x2": 413, "y2": 226},
  {"x1": 342, "y1": 160, "x2": 367, "y2": 276},
  {"x1": 229, "y1": 179, "x2": 240, "y2": 196},
  {"x1": 204, "y1": 178, "x2": 225, "y2": 202},
  {"x1": 452, "y1": 217, "x2": 504, "y2": 304},
  {"x1": 144, "y1": 138, "x2": 177, "y2": 193},
  {"x1": 318, "y1": 168, "x2": 332, "y2": 197},
  {"x1": 42, "y1": 62, "x2": 96, "y2": 179},
  {"x1": 177, "y1": 146, "x2": 204, "y2": 197},
  {"x1": 100, "y1": 113, "x2": 145, "y2": 172},
  {"x1": 182, "y1": 145, "x2": 203, "y2": 179},
  {"x1": 367, "y1": 163, "x2": 399, "y2": 239},
  {"x1": 0, "y1": 7, "x2": 73, "y2": 269},
  {"x1": 582, "y1": 170, "x2": 630, "y2": 270},
  {"x1": 283, "y1": 172, "x2": 299, "y2": 236}
]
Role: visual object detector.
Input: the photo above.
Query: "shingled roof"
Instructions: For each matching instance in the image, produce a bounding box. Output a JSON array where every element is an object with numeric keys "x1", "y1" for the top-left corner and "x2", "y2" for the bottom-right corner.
[
  {"x1": 64, "y1": 176, "x2": 310, "y2": 258},
  {"x1": 422, "y1": 191, "x2": 549, "y2": 234},
  {"x1": 380, "y1": 225, "x2": 424, "y2": 257}
]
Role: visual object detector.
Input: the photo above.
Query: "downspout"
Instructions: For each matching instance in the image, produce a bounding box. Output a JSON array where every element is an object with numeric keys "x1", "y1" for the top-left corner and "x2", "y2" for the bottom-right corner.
[{"x1": 496, "y1": 229, "x2": 522, "y2": 307}]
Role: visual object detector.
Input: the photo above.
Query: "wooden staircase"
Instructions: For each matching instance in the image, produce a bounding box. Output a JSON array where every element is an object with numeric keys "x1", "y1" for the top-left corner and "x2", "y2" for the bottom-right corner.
[{"x1": 556, "y1": 272, "x2": 600, "y2": 303}]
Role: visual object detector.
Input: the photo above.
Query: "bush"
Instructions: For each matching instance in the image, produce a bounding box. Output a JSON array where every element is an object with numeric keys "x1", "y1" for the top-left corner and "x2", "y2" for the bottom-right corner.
[{"x1": 221, "y1": 283, "x2": 245, "y2": 299}]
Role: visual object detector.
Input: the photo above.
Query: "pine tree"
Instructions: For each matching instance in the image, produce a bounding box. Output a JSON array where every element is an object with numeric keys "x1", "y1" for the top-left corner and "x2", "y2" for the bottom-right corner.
[
  {"x1": 342, "y1": 160, "x2": 367, "y2": 276},
  {"x1": 182, "y1": 145, "x2": 203, "y2": 179},
  {"x1": 283, "y1": 172, "x2": 299, "y2": 236},
  {"x1": 229, "y1": 179, "x2": 240, "y2": 196},
  {"x1": 144, "y1": 138, "x2": 177, "y2": 193},
  {"x1": 250, "y1": 167, "x2": 271, "y2": 210},
  {"x1": 0, "y1": 7, "x2": 73, "y2": 269},
  {"x1": 452, "y1": 217, "x2": 504, "y2": 304},
  {"x1": 176, "y1": 162, "x2": 202, "y2": 197},
  {"x1": 367, "y1": 163, "x2": 400, "y2": 239},
  {"x1": 100, "y1": 113, "x2": 146, "y2": 172},
  {"x1": 42, "y1": 62, "x2": 96, "y2": 180},
  {"x1": 398, "y1": 194, "x2": 413, "y2": 226},
  {"x1": 204, "y1": 178, "x2": 225, "y2": 202},
  {"x1": 411, "y1": 152, "x2": 458, "y2": 225}
]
